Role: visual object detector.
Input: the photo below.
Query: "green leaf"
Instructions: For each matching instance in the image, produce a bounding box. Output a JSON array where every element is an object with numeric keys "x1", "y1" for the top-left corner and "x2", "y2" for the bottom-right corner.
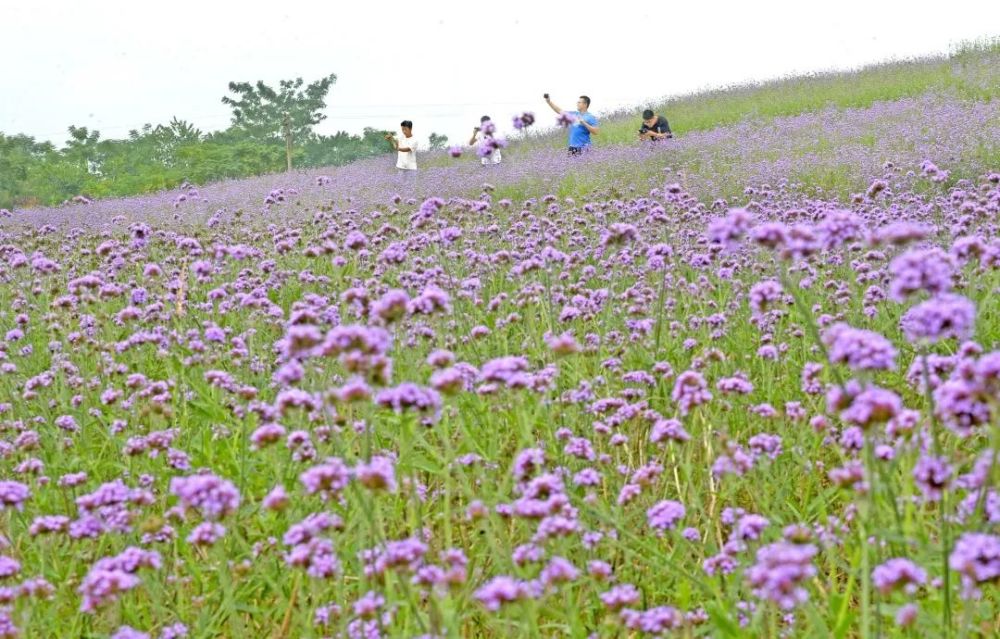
[{"x1": 706, "y1": 602, "x2": 742, "y2": 638}]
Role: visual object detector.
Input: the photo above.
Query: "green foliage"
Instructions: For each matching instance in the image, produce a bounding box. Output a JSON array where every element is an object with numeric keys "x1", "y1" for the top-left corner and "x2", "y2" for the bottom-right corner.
[
  {"x1": 221, "y1": 74, "x2": 338, "y2": 142},
  {"x1": 428, "y1": 132, "x2": 450, "y2": 151}
]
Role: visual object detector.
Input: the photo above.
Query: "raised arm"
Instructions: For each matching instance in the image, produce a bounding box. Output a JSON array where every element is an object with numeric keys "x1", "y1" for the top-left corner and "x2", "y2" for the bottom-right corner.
[
  {"x1": 469, "y1": 129, "x2": 479, "y2": 146},
  {"x1": 545, "y1": 96, "x2": 562, "y2": 114}
]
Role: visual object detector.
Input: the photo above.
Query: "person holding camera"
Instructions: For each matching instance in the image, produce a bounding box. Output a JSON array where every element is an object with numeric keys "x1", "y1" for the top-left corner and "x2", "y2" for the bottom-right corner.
[
  {"x1": 469, "y1": 115, "x2": 502, "y2": 165},
  {"x1": 639, "y1": 109, "x2": 672, "y2": 141},
  {"x1": 384, "y1": 120, "x2": 418, "y2": 171},
  {"x1": 544, "y1": 93, "x2": 599, "y2": 155}
]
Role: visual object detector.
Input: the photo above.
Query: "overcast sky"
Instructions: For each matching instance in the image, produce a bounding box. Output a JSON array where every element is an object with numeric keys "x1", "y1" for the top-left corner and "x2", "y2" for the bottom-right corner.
[{"x1": 3, "y1": 0, "x2": 998, "y2": 147}]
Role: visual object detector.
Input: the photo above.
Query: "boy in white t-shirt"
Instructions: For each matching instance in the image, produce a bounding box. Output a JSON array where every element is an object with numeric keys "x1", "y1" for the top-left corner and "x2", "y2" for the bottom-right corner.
[
  {"x1": 469, "y1": 115, "x2": 502, "y2": 165},
  {"x1": 385, "y1": 120, "x2": 418, "y2": 170}
]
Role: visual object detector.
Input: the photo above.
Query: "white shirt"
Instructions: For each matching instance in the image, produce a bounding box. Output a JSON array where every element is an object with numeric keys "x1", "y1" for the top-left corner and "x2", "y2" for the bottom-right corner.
[
  {"x1": 480, "y1": 146, "x2": 502, "y2": 165},
  {"x1": 474, "y1": 127, "x2": 502, "y2": 165},
  {"x1": 396, "y1": 135, "x2": 418, "y2": 170}
]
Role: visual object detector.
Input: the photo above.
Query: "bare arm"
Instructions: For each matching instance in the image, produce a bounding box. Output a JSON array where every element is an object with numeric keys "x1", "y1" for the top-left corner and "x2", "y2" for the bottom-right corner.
[
  {"x1": 468, "y1": 129, "x2": 479, "y2": 146},
  {"x1": 545, "y1": 97, "x2": 562, "y2": 114}
]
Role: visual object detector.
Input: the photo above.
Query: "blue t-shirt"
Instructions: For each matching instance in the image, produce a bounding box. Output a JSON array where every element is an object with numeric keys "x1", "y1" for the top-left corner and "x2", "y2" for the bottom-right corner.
[{"x1": 568, "y1": 111, "x2": 598, "y2": 148}]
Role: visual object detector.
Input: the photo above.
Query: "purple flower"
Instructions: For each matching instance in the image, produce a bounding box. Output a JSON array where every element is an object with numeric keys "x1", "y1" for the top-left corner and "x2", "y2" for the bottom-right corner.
[
  {"x1": 372, "y1": 289, "x2": 410, "y2": 324},
  {"x1": 933, "y1": 378, "x2": 991, "y2": 436},
  {"x1": 512, "y1": 112, "x2": 535, "y2": 129},
  {"x1": 948, "y1": 533, "x2": 1000, "y2": 597},
  {"x1": 646, "y1": 500, "x2": 686, "y2": 532},
  {"x1": 900, "y1": 294, "x2": 976, "y2": 343},
  {"x1": 672, "y1": 370, "x2": 712, "y2": 415},
  {"x1": 375, "y1": 383, "x2": 443, "y2": 423},
  {"x1": 912, "y1": 455, "x2": 952, "y2": 502},
  {"x1": 895, "y1": 603, "x2": 919, "y2": 627},
  {"x1": 0, "y1": 481, "x2": 30, "y2": 511},
  {"x1": 159, "y1": 623, "x2": 189, "y2": 639},
  {"x1": 78, "y1": 548, "x2": 161, "y2": 613},
  {"x1": 111, "y1": 627, "x2": 150, "y2": 639},
  {"x1": 539, "y1": 556, "x2": 579, "y2": 586},
  {"x1": 649, "y1": 418, "x2": 691, "y2": 443},
  {"x1": 474, "y1": 576, "x2": 530, "y2": 610},
  {"x1": 300, "y1": 458, "x2": 351, "y2": 500},
  {"x1": 745, "y1": 542, "x2": 817, "y2": 610},
  {"x1": 600, "y1": 223, "x2": 638, "y2": 247},
  {"x1": 186, "y1": 522, "x2": 226, "y2": 546},
  {"x1": 822, "y1": 323, "x2": 897, "y2": 371},
  {"x1": 169, "y1": 473, "x2": 240, "y2": 520},
  {"x1": 352, "y1": 590, "x2": 385, "y2": 618},
  {"x1": 599, "y1": 583, "x2": 641, "y2": 610},
  {"x1": 839, "y1": 386, "x2": 903, "y2": 428},
  {"x1": 0, "y1": 556, "x2": 20, "y2": 579},
  {"x1": 620, "y1": 606, "x2": 684, "y2": 633},
  {"x1": 872, "y1": 558, "x2": 927, "y2": 595},
  {"x1": 888, "y1": 247, "x2": 956, "y2": 301},
  {"x1": 355, "y1": 455, "x2": 397, "y2": 492},
  {"x1": 748, "y1": 279, "x2": 783, "y2": 316},
  {"x1": 262, "y1": 485, "x2": 289, "y2": 511},
  {"x1": 407, "y1": 286, "x2": 451, "y2": 315}
]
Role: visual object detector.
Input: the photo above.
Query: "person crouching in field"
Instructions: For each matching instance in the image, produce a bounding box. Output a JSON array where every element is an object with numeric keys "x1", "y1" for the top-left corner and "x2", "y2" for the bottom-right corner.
[
  {"x1": 385, "y1": 120, "x2": 418, "y2": 171},
  {"x1": 544, "y1": 93, "x2": 599, "y2": 155},
  {"x1": 469, "y1": 115, "x2": 502, "y2": 165},
  {"x1": 639, "y1": 109, "x2": 672, "y2": 141}
]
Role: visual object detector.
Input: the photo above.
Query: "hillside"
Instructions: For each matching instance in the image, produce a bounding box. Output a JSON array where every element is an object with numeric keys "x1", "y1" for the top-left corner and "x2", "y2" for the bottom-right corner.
[{"x1": 6, "y1": 39, "x2": 998, "y2": 230}]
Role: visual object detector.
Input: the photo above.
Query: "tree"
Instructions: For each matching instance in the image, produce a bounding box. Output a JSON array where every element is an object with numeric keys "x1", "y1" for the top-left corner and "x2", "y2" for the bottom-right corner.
[
  {"x1": 428, "y1": 132, "x2": 449, "y2": 151},
  {"x1": 221, "y1": 74, "x2": 337, "y2": 143},
  {"x1": 64, "y1": 126, "x2": 102, "y2": 173},
  {"x1": 0, "y1": 134, "x2": 56, "y2": 207}
]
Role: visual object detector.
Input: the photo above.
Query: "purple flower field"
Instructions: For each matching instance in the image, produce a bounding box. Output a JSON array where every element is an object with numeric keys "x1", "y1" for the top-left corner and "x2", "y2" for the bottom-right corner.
[{"x1": 1, "y1": 81, "x2": 1000, "y2": 637}]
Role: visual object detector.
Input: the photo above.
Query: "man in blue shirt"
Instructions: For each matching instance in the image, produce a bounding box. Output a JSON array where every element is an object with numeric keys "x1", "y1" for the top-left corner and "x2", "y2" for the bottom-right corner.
[{"x1": 544, "y1": 93, "x2": 600, "y2": 154}]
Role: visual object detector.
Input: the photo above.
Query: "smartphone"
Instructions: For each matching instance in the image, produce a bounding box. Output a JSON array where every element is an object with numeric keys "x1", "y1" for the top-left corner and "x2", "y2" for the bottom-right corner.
[{"x1": 543, "y1": 93, "x2": 549, "y2": 99}]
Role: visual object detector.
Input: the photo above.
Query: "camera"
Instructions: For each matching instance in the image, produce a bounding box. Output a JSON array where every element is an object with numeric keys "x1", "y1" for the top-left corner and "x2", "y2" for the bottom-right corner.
[{"x1": 543, "y1": 93, "x2": 549, "y2": 99}]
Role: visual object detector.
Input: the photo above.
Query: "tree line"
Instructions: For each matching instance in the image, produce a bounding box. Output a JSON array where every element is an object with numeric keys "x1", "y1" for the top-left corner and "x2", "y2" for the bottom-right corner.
[{"x1": 0, "y1": 74, "x2": 449, "y2": 209}]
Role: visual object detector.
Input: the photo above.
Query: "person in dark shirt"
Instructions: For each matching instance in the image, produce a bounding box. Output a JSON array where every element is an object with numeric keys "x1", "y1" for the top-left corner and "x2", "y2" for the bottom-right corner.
[{"x1": 639, "y1": 109, "x2": 672, "y2": 141}]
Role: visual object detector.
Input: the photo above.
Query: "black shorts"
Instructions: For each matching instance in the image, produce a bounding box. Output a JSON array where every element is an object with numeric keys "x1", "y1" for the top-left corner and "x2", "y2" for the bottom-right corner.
[{"x1": 568, "y1": 146, "x2": 584, "y2": 156}]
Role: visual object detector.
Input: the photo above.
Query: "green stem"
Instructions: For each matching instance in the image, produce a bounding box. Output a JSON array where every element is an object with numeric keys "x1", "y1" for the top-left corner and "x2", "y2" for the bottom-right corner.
[{"x1": 653, "y1": 269, "x2": 668, "y2": 357}]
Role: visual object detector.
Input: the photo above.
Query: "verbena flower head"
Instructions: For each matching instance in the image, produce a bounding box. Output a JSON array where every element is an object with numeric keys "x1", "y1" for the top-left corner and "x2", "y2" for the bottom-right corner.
[
  {"x1": 745, "y1": 541, "x2": 817, "y2": 610},
  {"x1": 948, "y1": 532, "x2": 1000, "y2": 598},
  {"x1": 872, "y1": 558, "x2": 927, "y2": 595},
  {"x1": 900, "y1": 294, "x2": 976, "y2": 343},
  {"x1": 169, "y1": 473, "x2": 240, "y2": 520},
  {"x1": 888, "y1": 247, "x2": 956, "y2": 301},
  {"x1": 822, "y1": 323, "x2": 897, "y2": 371}
]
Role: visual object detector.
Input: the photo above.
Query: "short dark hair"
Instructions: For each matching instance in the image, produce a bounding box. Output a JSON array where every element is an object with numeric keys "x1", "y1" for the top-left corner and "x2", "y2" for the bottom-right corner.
[
  {"x1": 480, "y1": 115, "x2": 491, "y2": 123},
  {"x1": 400, "y1": 120, "x2": 413, "y2": 129},
  {"x1": 642, "y1": 109, "x2": 655, "y2": 119},
  {"x1": 579, "y1": 95, "x2": 591, "y2": 107}
]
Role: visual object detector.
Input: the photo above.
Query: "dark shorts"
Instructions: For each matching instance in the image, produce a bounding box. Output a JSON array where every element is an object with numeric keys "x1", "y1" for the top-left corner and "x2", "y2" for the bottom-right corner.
[{"x1": 568, "y1": 146, "x2": 585, "y2": 156}]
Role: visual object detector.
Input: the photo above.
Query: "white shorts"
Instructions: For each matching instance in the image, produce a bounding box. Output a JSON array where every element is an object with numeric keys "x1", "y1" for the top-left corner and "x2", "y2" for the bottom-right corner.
[{"x1": 481, "y1": 151, "x2": 502, "y2": 165}]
